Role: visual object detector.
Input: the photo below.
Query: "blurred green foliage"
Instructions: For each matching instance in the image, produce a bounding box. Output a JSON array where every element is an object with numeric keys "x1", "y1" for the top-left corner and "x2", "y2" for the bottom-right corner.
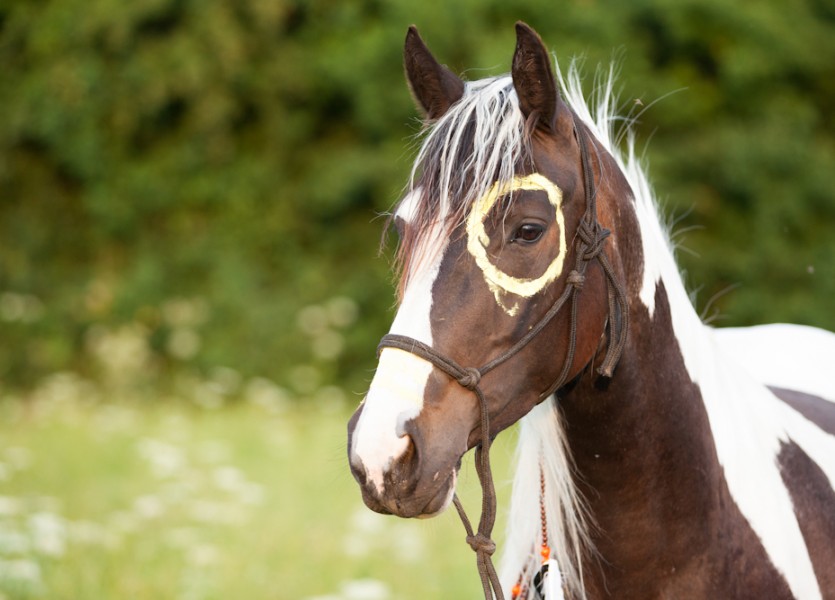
[{"x1": 1, "y1": 0, "x2": 834, "y2": 394}]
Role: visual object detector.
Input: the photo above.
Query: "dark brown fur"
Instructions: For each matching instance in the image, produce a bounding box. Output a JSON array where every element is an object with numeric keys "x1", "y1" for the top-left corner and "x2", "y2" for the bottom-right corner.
[
  {"x1": 771, "y1": 387, "x2": 835, "y2": 437},
  {"x1": 778, "y1": 441, "x2": 835, "y2": 599}
]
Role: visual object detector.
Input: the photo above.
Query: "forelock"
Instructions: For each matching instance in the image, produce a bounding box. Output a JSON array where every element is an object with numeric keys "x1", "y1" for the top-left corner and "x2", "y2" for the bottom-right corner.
[{"x1": 392, "y1": 75, "x2": 531, "y2": 297}]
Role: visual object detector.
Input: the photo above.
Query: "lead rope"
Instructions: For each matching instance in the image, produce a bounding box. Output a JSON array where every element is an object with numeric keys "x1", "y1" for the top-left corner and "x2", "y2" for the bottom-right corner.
[
  {"x1": 452, "y1": 388, "x2": 503, "y2": 599},
  {"x1": 378, "y1": 336, "x2": 505, "y2": 599},
  {"x1": 377, "y1": 116, "x2": 629, "y2": 600}
]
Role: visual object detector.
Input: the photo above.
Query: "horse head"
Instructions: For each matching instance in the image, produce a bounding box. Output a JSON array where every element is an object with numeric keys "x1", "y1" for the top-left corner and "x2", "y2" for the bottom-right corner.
[{"x1": 347, "y1": 22, "x2": 631, "y2": 520}]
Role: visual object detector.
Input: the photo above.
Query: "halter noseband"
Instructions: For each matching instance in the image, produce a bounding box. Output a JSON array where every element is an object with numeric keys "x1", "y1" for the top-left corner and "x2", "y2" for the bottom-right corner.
[{"x1": 377, "y1": 113, "x2": 629, "y2": 600}]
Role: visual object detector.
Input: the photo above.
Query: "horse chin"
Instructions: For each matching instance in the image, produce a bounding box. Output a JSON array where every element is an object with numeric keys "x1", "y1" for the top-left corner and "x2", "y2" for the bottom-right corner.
[
  {"x1": 359, "y1": 469, "x2": 458, "y2": 519},
  {"x1": 415, "y1": 471, "x2": 457, "y2": 519}
]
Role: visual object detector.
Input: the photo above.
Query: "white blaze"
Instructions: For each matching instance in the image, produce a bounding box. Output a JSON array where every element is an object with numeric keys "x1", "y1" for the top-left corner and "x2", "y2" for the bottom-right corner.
[{"x1": 350, "y1": 192, "x2": 448, "y2": 494}]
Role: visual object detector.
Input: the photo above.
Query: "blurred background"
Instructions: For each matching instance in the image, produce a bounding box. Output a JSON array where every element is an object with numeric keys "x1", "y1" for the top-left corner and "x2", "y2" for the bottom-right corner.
[{"x1": 0, "y1": 0, "x2": 833, "y2": 598}]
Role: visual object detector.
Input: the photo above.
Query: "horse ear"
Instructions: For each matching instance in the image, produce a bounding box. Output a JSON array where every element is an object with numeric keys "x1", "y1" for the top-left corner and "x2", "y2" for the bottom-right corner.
[
  {"x1": 512, "y1": 22, "x2": 561, "y2": 132},
  {"x1": 404, "y1": 26, "x2": 465, "y2": 121}
]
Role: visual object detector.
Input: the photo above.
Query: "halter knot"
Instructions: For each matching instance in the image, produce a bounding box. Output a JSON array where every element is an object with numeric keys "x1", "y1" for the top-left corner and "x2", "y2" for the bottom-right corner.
[
  {"x1": 466, "y1": 533, "x2": 496, "y2": 556},
  {"x1": 458, "y1": 368, "x2": 482, "y2": 390},
  {"x1": 566, "y1": 270, "x2": 585, "y2": 289},
  {"x1": 576, "y1": 219, "x2": 611, "y2": 261}
]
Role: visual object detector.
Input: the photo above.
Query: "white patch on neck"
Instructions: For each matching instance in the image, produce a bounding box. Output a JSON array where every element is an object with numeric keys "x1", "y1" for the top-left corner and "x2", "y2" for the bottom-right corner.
[
  {"x1": 634, "y1": 191, "x2": 666, "y2": 317},
  {"x1": 350, "y1": 191, "x2": 448, "y2": 495},
  {"x1": 633, "y1": 198, "x2": 829, "y2": 600},
  {"x1": 713, "y1": 323, "x2": 835, "y2": 403}
]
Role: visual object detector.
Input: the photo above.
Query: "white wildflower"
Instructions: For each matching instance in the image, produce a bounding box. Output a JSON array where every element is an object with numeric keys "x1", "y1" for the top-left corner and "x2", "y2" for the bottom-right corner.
[
  {"x1": 133, "y1": 495, "x2": 166, "y2": 520},
  {"x1": 28, "y1": 512, "x2": 66, "y2": 557},
  {"x1": 186, "y1": 543, "x2": 221, "y2": 568},
  {"x1": 212, "y1": 466, "x2": 245, "y2": 493},
  {"x1": 0, "y1": 526, "x2": 30, "y2": 554},
  {"x1": 340, "y1": 579, "x2": 391, "y2": 600},
  {"x1": 0, "y1": 497, "x2": 22, "y2": 517},
  {"x1": 137, "y1": 438, "x2": 187, "y2": 478},
  {"x1": 3, "y1": 447, "x2": 32, "y2": 472},
  {"x1": 0, "y1": 558, "x2": 43, "y2": 589}
]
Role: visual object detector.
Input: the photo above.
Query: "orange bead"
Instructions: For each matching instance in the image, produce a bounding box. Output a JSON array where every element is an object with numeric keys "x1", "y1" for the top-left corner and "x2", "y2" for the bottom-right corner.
[
  {"x1": 540, "y1": 544, "x2": 551, "y2": 562},
  {"x1": 511, "y1": 583, "x2": 522, "y2": 598}
]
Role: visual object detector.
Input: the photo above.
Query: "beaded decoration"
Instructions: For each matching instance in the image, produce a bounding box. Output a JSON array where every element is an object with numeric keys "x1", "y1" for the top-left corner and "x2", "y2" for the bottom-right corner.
[{"x1": 511, "y1": 466, "x2": 565, "y2": 600}]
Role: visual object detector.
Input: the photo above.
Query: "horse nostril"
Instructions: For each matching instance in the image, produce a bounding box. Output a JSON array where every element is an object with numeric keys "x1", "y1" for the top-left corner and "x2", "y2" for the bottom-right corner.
[
  {"x1": 393, "y1": 408, "x2": 420, "y2": 458},
  {"x1": 399, "y1": 433, "x2": 417, "y2": 465},
  {"x1": 388, "y1": 434, "x2": 422, "y2": 491}
]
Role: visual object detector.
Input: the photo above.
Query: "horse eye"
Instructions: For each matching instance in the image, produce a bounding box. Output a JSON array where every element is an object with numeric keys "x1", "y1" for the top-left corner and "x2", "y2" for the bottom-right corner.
[{"x1": 513, "y1": 223, "x2": 545, "y2": 244}]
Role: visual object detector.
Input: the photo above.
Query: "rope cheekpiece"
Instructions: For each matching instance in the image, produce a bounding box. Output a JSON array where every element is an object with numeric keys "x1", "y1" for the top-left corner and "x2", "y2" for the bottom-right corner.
[{"x1": 376, "y1": 114, "x2": 629, "y2": 600}]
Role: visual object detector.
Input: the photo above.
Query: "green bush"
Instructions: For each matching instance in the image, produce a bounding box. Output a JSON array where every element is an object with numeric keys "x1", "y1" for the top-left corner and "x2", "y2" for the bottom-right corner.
[{"x1": 1, "y1": 0, "x2": 833, "y2": 393}]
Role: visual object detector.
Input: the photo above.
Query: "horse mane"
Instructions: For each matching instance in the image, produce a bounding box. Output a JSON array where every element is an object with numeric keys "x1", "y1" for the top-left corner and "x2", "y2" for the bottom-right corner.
[{"x1": 393, "y1": 57, "x2": 671, "y2": 600}]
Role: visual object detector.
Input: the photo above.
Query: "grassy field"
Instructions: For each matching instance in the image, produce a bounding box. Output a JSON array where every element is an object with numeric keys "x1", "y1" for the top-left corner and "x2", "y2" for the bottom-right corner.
[{"x1": 0, "y1": 382, "x2": 517, "y2": 599}]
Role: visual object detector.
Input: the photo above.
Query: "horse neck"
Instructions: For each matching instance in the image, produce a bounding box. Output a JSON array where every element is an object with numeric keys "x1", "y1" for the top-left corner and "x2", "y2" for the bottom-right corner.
[
  {"x1": 499, "y1": 185, "x2": 725, "y2": 597},
  {"x1": 558, "y1": 194, "x2": 728, "y2": 587},
  {"x1": 562, "y1": 278, "x2": 719, "y2": 505}
]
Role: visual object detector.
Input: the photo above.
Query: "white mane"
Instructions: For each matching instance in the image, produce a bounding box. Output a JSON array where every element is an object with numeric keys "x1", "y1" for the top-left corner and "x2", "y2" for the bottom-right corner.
[{"x1": 408, "y1": 75, "x2": 527, "y2": 224}]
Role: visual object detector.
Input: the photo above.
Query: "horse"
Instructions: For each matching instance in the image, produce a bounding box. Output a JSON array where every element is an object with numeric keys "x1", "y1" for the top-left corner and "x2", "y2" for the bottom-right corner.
[{"x1": 347, "y1": 22, "x2": 835, "y2": 600}]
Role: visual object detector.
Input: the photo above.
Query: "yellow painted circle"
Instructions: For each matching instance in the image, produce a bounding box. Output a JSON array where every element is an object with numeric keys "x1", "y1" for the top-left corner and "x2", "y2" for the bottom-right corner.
[{"x1": 465, "y1": 173, "x2": 566, "y2": 298}]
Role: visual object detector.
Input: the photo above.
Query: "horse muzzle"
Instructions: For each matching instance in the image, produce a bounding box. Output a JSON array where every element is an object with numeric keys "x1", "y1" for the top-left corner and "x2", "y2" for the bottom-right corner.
[{"x1": 347, "y1": 401, "x2": 460, "y2": 518}]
